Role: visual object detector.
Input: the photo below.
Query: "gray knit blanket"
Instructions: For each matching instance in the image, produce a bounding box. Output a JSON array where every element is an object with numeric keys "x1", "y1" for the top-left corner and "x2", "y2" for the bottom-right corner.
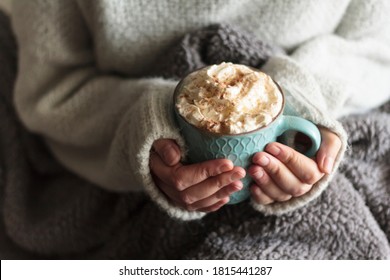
[{"x1": 1, "y1": 10, "x2": 389, "y2": 259}]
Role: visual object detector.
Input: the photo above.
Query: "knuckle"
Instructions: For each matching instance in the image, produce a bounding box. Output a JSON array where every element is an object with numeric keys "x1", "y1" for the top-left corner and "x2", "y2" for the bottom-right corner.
[
  {"x1": 216, "y1": 188, "x2": 228, "y2": 199},
  {"x1": 252, "y1": 187, "x2": 273, "y2": 205},
  {"x1": 254, "y1": 174, "x2": 266, "y2": 186},
  {"x1": 213, "y1": 176, "x2": 226, "y2": 189},
  {"x1": 251, "y1": 172, "x2": 271, "y2": 186},
  {"x1": 258, "y1": 171, "x2": 270, "y2": 185},
  {"x1": 217, "y1": 198, "x2": 229, "y2": 208},
  {"x1": 224, "y1": 185, "x2": 235, "y2": 196},
  {"x1": 171, "y1": 174, "x2": 185, "y2": 191},
  {"x1": 289, "y1": 186, "x2": 303, "y2": 197},
  {"x1": 284, "y1": 149, "x2": 296, "y2": 165},
  {"x1": 291, "y1": 185, "x2": 311, "y2": 197},
  {"x1": 302, "y1": 171, "x2": 318, "y2": 185},
  {"x1": 198, "y1": 163, "x2": 212, "y2": 178},
  {"x1": 269, "y1": 163, "x2": 282, "y2": 179},
  {"x1": 179, "y1": 191, "x2": 194, "y2": 206}
]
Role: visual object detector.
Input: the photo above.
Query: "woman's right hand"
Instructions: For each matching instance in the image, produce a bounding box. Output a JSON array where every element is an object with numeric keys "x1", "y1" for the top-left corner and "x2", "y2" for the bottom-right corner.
[{"x1": 149, "y1": 139, "x2": 246, "y2": 212}]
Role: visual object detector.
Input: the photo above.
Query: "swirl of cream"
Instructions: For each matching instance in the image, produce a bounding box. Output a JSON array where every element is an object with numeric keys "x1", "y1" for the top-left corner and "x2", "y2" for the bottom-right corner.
[{"x1": 176, "y1": 62, "x2": 283, "y2": 134}]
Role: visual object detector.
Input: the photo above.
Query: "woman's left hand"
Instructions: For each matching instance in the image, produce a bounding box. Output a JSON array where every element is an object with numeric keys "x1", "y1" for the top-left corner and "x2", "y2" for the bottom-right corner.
[{"x1": 249, "y1": 127, "x2": 342, "y2": 205}]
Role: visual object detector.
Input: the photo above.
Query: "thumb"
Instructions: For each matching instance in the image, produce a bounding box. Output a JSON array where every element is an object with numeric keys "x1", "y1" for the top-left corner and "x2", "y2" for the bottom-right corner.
[
  {"x1": 152, "y1": 139, "x2": 181, "y2": 166},
  {"x1": 316, "y1": 128, "x2": 342, "y2": 174}
]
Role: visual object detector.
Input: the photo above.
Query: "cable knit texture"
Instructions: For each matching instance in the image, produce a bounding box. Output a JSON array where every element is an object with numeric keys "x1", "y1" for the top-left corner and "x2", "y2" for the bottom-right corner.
[
  {"x1": 9, "y1": 0, "x2": 390, "y2": 219},
  {"x1": 1, "y1": 2, "x2": 390, "y2": 259}
]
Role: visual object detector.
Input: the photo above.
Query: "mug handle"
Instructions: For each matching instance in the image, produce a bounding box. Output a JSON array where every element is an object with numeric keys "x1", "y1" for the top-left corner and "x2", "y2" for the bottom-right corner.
[{"x1": 276, "y1": 115, "x2": 321, "y2": 158}]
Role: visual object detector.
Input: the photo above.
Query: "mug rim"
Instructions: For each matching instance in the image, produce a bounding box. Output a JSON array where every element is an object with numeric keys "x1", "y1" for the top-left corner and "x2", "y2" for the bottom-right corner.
[{"x1": 173, "y1": 64, "x2": 286, "y2": 137}]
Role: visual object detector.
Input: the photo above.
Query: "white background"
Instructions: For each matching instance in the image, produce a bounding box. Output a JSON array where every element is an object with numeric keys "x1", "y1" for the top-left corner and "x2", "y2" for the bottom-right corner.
[{"x1": 2, "y1": 260, "x2": 390, "y2": 280}]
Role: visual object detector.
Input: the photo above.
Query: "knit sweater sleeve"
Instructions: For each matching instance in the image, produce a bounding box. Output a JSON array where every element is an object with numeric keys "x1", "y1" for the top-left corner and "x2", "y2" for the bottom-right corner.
[
  {"x1": 252, "y1": 0, "x2": 390, "y2": 215},
  {"x1": 11, "y1": 0, "x2": 204, "y2": 221}
]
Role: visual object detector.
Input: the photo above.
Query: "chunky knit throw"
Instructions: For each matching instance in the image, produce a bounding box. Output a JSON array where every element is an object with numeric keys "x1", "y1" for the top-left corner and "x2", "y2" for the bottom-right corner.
[{"x1": 1, "y1": 10, "x2": 390, "y2": 259}]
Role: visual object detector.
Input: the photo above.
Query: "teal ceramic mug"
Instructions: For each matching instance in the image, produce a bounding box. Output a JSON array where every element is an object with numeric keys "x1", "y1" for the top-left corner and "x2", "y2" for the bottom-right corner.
[{"x1": 173, "y1": 73, "x2": 321, "y2": 204}]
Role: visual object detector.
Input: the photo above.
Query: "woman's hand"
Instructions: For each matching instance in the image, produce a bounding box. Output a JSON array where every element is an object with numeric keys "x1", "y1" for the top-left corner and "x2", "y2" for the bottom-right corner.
[
  {"x1": 249, "y1": 128, "x2": 342, "y2": 205},
  {"x1": 150, "y1": 139, "x2": 246, "y2": 212}
]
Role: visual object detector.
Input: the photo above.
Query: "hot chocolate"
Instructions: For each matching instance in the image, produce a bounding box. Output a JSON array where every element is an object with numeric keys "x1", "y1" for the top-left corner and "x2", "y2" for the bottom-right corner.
[{"x1": 175, "y1": 62, "x2": 283, "y2": 134}]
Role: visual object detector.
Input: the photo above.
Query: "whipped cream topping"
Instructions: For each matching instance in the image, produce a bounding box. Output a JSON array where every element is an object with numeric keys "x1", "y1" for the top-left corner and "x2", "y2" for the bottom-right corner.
[{"x1": 176, "y1": 62, "x2": 283, "y2": 134}]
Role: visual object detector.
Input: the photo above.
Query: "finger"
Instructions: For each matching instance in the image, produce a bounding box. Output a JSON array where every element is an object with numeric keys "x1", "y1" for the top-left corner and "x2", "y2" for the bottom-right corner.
[
  {"x1": 152, "y1": 174, "x2": 183, "y2": 205},
  {"x1": 150, "y1": 151, "x2": 188, "y2": 195},
  {"x1": 170, "y1": 159, "x2": 235, "y2": 191},
  {"x1": 159, "y1": 180, "x2": 239, "y2": 212},
  {"x1": 250, "y1": 184, "x2": 274, "y2": 205},
  {"x1": 150, "y1": 150, "x2": 235, "y2": 191},
  {"x1": 252, "y1": 152, "x2": 313, "y2": 197},
  {"x1": 264, "y1": 142, "x2": 324, "y2": 185},
  {"x1": 186, "y1": 181, "x2": 243, "y2": 211},
  {"x1": 316, "y1": 128, "x2": 342, "y2": 174},
  {"x1": 197, "y1": 197, "x2": 230, "y2": 212},
  {"x1": 248, "y1": 165, "x2": 292, "y2": 201},
  {"x1": 179, "y1": 167, "x2": 246, "y2": 205},
  {"x1": 152, "y1": 139, "x2": 181, "y2": 166},
  {"x1": 149, "y1": 149, "x2": 179, "y2": 184},
  {"x1": 153, "y1": 174, "x2": 235, "y2": 212}
]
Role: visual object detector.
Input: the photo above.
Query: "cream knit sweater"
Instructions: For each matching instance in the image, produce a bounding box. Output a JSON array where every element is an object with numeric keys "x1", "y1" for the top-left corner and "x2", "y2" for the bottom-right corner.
[{"x1": 11, "y1": 0, "x2": 390, "y2": 220}]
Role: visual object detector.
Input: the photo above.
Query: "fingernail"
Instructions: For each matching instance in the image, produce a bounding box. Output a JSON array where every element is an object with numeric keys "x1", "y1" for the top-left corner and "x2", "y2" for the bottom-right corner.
[
  {"x1": 231, "y1": 172, "x2": 244, "y2": 181},
  {"x1": 267, "y1": 145, "x2": 280, "y2": 156},
  {"x1": 219, "y1": 164, "x2": 232, "y2": 173},
  {"x1": 257, "y1": 155, "x2": 270, "y2": 167},
  {"x1": 232, "y1": 182, "x2": 243, "y2": 191},
  {"x1": 163, "y1": 145, "x2": 176, "y2": 164},
  {"x1": 254, "y1": 169, "x2": 264, "y2": 180},
  {"x1": 222, "y1": 197, "x2": 230, "y2": 205},
  {"x1": 323, "y1": 156, "x2": 334, "y2": 174}
]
